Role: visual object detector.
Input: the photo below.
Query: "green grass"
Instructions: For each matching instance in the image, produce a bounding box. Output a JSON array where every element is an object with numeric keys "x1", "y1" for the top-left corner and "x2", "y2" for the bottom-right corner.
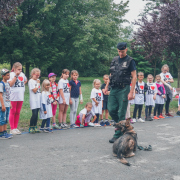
[{"x1": 7, "y1": 77, "x2": 179, "y2": 131}]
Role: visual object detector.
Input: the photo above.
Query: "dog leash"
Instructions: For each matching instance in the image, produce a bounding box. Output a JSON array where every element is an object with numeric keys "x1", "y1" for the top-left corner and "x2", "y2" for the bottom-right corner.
[{"x1": 137, "y1": 145, "x2": 152, "y2": 151}]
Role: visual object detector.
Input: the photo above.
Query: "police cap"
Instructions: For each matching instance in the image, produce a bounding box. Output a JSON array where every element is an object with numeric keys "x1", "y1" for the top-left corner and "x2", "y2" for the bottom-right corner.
[{"x1": 117, "y1": 42, "x2": 127, "y2": 50}]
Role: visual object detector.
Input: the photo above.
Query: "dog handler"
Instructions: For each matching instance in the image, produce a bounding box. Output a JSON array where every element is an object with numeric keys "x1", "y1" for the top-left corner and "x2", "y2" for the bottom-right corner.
[{"x1": 105, "y1": 42, "x2": 137, "y2": 143}]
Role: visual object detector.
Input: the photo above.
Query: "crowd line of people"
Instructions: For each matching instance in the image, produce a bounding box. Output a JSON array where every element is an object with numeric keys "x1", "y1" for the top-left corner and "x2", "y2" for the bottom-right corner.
[{"x1": 0, "y1": 62, "x2": 179, "y2": 139}]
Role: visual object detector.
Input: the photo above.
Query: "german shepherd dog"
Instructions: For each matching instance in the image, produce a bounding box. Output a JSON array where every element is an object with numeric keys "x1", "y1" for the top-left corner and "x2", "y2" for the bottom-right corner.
[{"x1": 113, "y1": 118, "x2": 137, "y2": 166}]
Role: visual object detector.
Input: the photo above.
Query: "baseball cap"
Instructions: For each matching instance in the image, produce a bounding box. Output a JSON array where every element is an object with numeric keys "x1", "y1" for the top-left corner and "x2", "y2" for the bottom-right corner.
[
  {"x1": 1, "y1": 68, "x2": 10, "y2": 76},
  {"x1": 117, "y1": 42, "x2": 127, "y2": 50},
  {"x1": 48, "y1": 73, "x2": 57, "y2": 78}
]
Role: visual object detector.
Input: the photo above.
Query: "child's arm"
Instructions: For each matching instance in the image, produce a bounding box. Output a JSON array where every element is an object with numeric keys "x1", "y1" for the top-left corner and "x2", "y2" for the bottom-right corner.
[
  {"x1": 79, "y1": 87, "x2": 83, "y2": 104},
  {"x1": 92, "y1": 98, "x2": 99, "y2": 106},
  {"x1": 59, "y1": 89, "x2": 66, "y2": 104},
  {"x1": 0, "y1": 93, "x2": 5, "y2": 111},
  {"x1": 69, "y1": 86, "x2": 72, "y2": 105},
  {"x1": 32, "y1": 79, "x2": 40, "y2": 94},
  {"x1": 42, "y1": 103, "x2": 47, "y2": 114},
  {"x1": 161, "y1": 79, "x2": 173, "y2": 90},
  {"x1": 91, "y1": 115, "x2": 97, "y2": 123}
]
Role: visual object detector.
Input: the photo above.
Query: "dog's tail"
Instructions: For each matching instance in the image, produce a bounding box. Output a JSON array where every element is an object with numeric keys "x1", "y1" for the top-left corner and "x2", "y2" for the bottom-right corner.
[{"x1": 119, "y1": 157, "x2": 130, "y2": 166}]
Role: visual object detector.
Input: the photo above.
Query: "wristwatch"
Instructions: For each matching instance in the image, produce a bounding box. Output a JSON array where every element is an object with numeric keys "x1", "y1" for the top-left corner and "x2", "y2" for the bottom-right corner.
[{"x1": 15, "y1": 75, "x2": 18, "y2": 78}]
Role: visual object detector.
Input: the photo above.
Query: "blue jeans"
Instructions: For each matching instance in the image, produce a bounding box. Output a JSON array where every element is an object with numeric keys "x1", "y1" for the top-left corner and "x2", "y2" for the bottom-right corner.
[{"x1": 0, "y1": 107, "x2": 10, "y2": 126}]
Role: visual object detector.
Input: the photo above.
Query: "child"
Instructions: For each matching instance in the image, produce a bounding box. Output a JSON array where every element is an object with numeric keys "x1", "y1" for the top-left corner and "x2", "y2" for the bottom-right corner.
[
  {"x1": 177, "y1": 95, "x2": 180, "y2": 116},
  {"x1": 48, "y1": 73, "x2": 60, "y2": 129},
  {"x1": 160, "y1": 64, "x2": 174, "y2": 117},
  {"x1": 90, "y1": 79, "x2": 103, "y2": 127},
  {"x1": 58, "y1": 69, "x2": 70, "y2": 129},
  {"x1": 100, "y1": 75, "x2": 111, "y2": 126},
  {"x1": 126, "y1": 82, "x2": 135, "y2": 123},
  {"x1": 154, "y1": 75, "x2": 166, "y2": 119},
  {"x1": 8, "y1": 62, "x2": 27, "y2": 135},
  {"x1": 132, "y1": 72, "x2": 147, "y2": 123},
  {"x1": 69, "y1": 70, "x2": 83, "y2": 128},
  {"x1": 145, "y1": 74, "x2": 157, "y2": 121},
  {"x1": 28, "y1": 68, "x2": 41, "y2": 134},
  {"x1": 40, "y1": 79, "x2": 53, "y2": 132},
  {"x1": 75, "y1": 102, "x2": 97, "y2": 127},
  {"x1": 0, "y1": 69, "x2": 12, "y2": 139}
]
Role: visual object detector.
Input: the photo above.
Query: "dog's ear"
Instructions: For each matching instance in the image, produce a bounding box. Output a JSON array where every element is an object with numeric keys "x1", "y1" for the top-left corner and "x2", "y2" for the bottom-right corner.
[{"x1": 125, "y1": 118, "x2": 131, "y2": 127}]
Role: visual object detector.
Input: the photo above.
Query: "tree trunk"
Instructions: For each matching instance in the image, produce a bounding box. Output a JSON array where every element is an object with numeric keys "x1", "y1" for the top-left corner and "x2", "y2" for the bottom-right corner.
[
  {"x1": 154, "y1": 60, "x2": 156, "y2": 78},
  {"x1": 26, "y1": 63, "x2": 30, "y2": 80}
]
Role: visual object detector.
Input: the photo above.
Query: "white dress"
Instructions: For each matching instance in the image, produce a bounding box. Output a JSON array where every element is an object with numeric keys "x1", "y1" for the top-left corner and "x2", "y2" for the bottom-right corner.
[
  {"x1": 90, "y1": 88, "x2": 104, "y2": 114},
  {"x1": 145, "y1": 83, "x2": 157, "y2": 106}
]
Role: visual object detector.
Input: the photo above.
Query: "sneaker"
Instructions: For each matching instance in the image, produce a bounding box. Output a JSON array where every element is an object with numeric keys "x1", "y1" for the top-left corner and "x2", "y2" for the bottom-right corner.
[
  {"x1": 159, "y1": 115, "x2": 165, "y2": 119},
  {"x1": 132, "y1": 118, "x2": 137, "y2": 123},
  {"x1": 29, "y1": 127, "x2": 35, "y2": 134},
  {"x1": 88, "y1": 122, "x2": 94, "y2": 127},
  {"x1": 4, "y1": 131, "x2": 13, "y2": 138},
  {"x1": 70, "y1": 124, "x2": 74, "y2": 128},
  {"x1": 45, "y1": 128, "x2": 53, "y2": 133},
  {"x1": 137, "y1": 118, "x2": 145, "y2": 123},
  {"x1": 153, "y1": 116, "x2": 159, "y2": 120},
  {"x1": 176, "y1": 111, "x2": 180, "y2": 116},
  {"x1": 40, "y1": 128, "x2": 45, "y2": 132},
  {"x1": 15, "y1": 129, "x2": 21, "y2": 135},
  {"x1": 94, "y1": 123, "x2": 101, "y2": 127},
  {"x1": 52, "y1": 124, "x2": 60, "y2": 129},
  {"x1": 63, "y1": 123, "x2": 68, "y2": 128},
  {"x1": 10, "y1": 129, "x2": 18, "y2": 135},
  {"x1": 34, "y1": 126, "x2": 40, "y2": 133},
  {"x1": 80, "y1": 124, "x2": 84, "y2": 128},
  {"x1": 49, "y1": 125, "x2": 53, "y2": 130},
  {"x1": 0, "y1": 133, "x2": 11, "y2": 139},
  {"x1": 100, "y1": 120, "x2": 106, "y2": 126},
  {"x1": 74, "y1": 124, "x2": 79, "y2": 128},
  {"x1": 130, "y1": 119, "x2": 134, "y2": 124},
  {"x1": 145, "y1": 117, "x2": 153, "y2": 121},
  {"x1": 165, "y1": 113, "x2": 174, "y2": 117},
  {"x1": 109, "y1": 137, "x2": 118, "y2": 143},
  {"x1": 105, "y1": 120, "x2": 111, "y2": 126}
]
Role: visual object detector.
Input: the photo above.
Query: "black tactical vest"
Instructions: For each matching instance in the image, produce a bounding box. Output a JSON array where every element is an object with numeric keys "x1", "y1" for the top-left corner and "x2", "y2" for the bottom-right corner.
[{"x1": 109, "y1": 56, "x2": 133, "y2": 87}]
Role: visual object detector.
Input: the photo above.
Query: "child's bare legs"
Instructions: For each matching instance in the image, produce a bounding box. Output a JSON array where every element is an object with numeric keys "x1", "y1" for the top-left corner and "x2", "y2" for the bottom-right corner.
[
  {"x1": 100, "y1": 110, "x2": 104, "y2": 120},
  {"x1": 52, "y1": 116, "x2": 56, "y2": 124},
  {"x1": 63, "y1": 105, "x2": 69, "y2": 123},
  {"x1": 58, "y1": 104, "x2": 65, "y2": 124},
  {"x1": 105, "y1": 109, "x2": 109, "y2": 119},
  {"x1": 0, "y1": 125, "x2": 5, "y2": 133}
]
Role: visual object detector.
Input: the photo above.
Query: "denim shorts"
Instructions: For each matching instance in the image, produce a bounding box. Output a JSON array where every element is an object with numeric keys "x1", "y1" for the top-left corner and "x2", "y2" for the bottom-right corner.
[{"x1": 0, "y1": 107, "x2": 10, "y2": 126}]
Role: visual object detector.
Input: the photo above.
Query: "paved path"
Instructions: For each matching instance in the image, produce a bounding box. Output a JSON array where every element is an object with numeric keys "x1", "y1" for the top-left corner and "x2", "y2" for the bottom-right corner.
[{"x1": 1, "y1": 117, "x2": 180, "y2": 180}]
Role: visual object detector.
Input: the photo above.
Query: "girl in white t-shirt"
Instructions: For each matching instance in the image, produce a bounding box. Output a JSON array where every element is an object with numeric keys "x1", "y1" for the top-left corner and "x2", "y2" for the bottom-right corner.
[
  {"x1": 90, "y1": 79, "x2": 103, "y2": 126},
  {"x1": 8, "y1": 62, "x2": 27, "y2": 135},
  {"x1": 58, "y1": 69, "x2": 70, "y2": 129},
  {"x1": 145, "y1": 74, "x2": 157, "y2": 121},
  {"x1": 28, "y1": 68, "x2": 41, "y2": 134},
  {"x1": 160, "y1": 64, "x2": 174, "y2": 117},
  {"x1": 40, "y1": 79, "x2": 53, "y2": 133}
]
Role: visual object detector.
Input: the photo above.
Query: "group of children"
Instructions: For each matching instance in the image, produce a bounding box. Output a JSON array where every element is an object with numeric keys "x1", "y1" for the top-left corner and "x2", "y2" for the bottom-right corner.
[
  {"x1": 0, "y1": 62, "x2": 179, "y2": 139},
  {"x1": 0, "y1": 62, "x2": 111, "y2": 139},
  {"x1": 128, "y1": 64, "x2": 176, "y2": 123}
]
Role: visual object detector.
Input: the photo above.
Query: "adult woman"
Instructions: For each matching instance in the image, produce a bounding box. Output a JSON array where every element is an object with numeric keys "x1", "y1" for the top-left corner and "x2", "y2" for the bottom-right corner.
[{"x1": 160, "y1": 64, "x2": 174, "y2": 117}]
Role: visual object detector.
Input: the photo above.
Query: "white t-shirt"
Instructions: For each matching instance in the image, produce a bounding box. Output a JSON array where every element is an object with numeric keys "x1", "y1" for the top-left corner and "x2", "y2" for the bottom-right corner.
[
  {"x1": 90, "y1": 88, "x2": 104, "y2": 114},
  {"x1": 160, "y1": 72, "x2": 173, "y2": 85},
  {"x1": 28, "y1": 79, "x2": 41, "y2": 110},
  {"x1": 145, "y1": 83, "x2": 157, "y2": 106},
  {"x1": 58, "y1": 78, "x2": 70, "y2": 105},
  {"x1": 79, "y1": 108, "x2": 95, "y2": 117},
  {"x1": 40, "y1": 91, "x2": 53, "y2": 119},
  {"x1": 134, "y1": 82, "x2": 145, "y2": 105},
  {"x1": 9, "y1": 72, "x2": 27, "y2": 101}
]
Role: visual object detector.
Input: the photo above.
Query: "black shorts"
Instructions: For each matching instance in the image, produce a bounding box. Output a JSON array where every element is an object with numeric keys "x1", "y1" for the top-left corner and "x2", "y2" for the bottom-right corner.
[{"x1": 102, "y1": 101, "x2": 108, "y2": 110}]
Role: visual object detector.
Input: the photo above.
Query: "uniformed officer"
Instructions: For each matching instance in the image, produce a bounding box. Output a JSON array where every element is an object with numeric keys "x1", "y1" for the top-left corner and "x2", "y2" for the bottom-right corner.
[{"x1": 104, "y1": 42, "x2": 137, "y2": 143}]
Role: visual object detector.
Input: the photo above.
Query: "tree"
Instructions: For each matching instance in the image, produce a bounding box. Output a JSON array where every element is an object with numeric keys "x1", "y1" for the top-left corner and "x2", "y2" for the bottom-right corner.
[{"x1": 0, "y1": 0, "x2": 24, "y2": 28}]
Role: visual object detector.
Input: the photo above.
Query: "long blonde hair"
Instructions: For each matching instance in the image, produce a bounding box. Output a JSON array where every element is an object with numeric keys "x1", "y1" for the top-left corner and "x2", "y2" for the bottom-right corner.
[
  {"x1": 30, "y1": 68, "x2": 41, "y2": 78},
  {"x1": 61, "y1": 69, "x2": 70, "y2": 78},
  {"x1": 41, "y1": 79, "x2": 50, "y2": 92},
  {"x1": 161, "y1": 64, "x2": 169, "y2": 72},
  {"x1": 11, "y1": 62, "x2": 22, "y2": 72},
  {"x1": 70, "y1": 70, "x2": 79, "y2": 80}
]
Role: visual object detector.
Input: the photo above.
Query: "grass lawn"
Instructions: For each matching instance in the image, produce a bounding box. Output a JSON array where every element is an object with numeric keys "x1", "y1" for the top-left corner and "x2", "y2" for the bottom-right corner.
[{"x1": 7, "y1": 77, "x2": 179, "y2": 131}]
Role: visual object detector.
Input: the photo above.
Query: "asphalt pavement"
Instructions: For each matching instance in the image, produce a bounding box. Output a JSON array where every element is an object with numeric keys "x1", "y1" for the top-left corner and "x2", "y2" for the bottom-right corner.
[{"x1": 1, "y1": 116, "x2": 180, "y2": 180}]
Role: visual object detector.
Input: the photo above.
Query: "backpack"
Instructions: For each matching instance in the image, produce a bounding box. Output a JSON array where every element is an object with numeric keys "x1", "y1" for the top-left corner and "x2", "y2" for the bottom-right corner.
[{"x1": 0, "y1": 81, "x2": 6, "y2": 92}]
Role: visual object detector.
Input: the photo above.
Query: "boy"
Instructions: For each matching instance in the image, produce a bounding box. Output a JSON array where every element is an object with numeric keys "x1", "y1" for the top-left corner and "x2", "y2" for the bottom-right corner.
[
  {"x1": 75, "y1": 102, "x2": 98, "y2": 127},
  {"x1": 100, "y1": 75, "x2": 111, "y2": 126},
  {"x1": 0, "y1": 69, "x2": 12, "y2": 139},
  {"x1": 132, "y1": 72, "x2": 148, "y2": 123}
]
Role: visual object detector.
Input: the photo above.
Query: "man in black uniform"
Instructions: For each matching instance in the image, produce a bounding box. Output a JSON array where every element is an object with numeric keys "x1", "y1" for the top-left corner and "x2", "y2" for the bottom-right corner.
[{"x1": 104, "y1": 42, "x2": 137, "y2": 143}]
